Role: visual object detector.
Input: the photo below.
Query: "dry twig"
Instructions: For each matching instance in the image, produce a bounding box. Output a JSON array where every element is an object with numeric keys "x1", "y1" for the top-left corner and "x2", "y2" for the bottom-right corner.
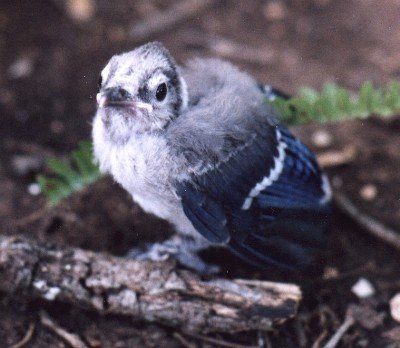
[
  {"x1": 334, "y1": 192, "x2": 400, "y2": 250},
  {"x1": 40, "y1": 311, "x2": 88, "y2": 348},
  {"x1": 10, "y1": 323, "x2": 35, "y2": 348},
  {"x1": 317, "y1": 146, "x2": 356, "y2": 168},
  {"x1": 182, "y1": 31, "x2": 276, "y2": 65},
  {"x1": 294, "y1": 316, "x2": 308, "y2": 347},
  {"x1": 173, "y1": 332, "x2": 197, "y2": 348},
  {"x1": 322, "y1": 314, "x2": 355, "y2": 348},
  {"x1": 312, "y1": 329, "x2": 329, "y2": 348},
  {"x1": 0, "y1": 235, "x2": 301, "y2": 334},
  {"x1": 13, "y1": 208, "x2": 49, "y2": 228},
  {"x1": 183, "y1": 332, "x2": 260, "y2": 348},
  {"x1": 4, "y1": 138, "x2": 56, "y2": 157},
  {"x1": 130, "y1": 0, "x2": 217, "y2": 42}
]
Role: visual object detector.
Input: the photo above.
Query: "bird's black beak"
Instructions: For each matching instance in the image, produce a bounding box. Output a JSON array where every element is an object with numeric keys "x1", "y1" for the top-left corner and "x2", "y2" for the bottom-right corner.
[
  {"x1": 97, "y1": 87, "x2": 132, "y2": 108},
  {"x1": 97, "y1": 87, "x2": 153, "y2": 113}
]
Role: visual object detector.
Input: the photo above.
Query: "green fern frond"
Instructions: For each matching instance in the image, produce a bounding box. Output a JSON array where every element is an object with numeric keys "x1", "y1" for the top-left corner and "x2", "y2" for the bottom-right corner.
[
  {"x1": 37, "y1": 141, "x2": 103, "y2": 206},
  {"x1": 271, "y1": 81, "x2": 400, "y2": 125}
]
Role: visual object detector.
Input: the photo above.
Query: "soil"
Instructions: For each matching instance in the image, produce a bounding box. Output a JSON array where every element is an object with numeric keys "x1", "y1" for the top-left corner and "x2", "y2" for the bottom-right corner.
[{"x1": 1, "y1": 0, "x2": 400, "y2": 347}]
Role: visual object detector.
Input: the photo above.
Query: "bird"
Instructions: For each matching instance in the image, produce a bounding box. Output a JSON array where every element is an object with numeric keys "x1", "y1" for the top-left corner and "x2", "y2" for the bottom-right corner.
[{"x1": 92, "y1": 41, "x2": 332, "y2": 275}]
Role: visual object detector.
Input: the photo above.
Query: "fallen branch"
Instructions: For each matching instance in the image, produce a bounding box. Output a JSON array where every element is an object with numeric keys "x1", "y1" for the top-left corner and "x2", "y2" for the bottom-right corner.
[
  {"x1": 0, "y1": 235, "x2": 301, "y2": 334},
  {"x1": 130, "y1": 0, "x2": 218, "y2": 42},
  {"x1": 334, "y1": 192, "x2": 400, "y2": 251}
]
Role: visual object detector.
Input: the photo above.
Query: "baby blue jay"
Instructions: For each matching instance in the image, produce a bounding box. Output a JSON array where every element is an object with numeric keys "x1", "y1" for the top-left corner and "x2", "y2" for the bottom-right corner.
[{"x1": 92, "y1": 42, "x2": 332, "y2": 274}]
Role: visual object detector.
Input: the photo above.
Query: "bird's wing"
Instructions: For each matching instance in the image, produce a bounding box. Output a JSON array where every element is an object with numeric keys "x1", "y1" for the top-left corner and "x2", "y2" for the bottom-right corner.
[{"x1": 176, "y1": 91, "x2": 331, "y2": 269}]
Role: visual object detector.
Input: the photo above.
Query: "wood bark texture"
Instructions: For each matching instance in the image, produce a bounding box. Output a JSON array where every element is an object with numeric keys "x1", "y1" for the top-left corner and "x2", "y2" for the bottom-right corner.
[{"x1": 0, "y1": 235, "x2": 301, "y2": 334}]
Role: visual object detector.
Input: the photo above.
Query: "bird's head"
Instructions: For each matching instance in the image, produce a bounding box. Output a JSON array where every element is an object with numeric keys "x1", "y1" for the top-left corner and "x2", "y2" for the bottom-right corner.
[{"x1": 95, "y1": 42, "x2": 187, "y2": 143}]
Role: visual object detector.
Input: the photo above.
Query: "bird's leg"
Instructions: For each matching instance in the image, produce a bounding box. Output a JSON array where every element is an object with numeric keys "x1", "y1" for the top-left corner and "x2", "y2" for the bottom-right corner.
[{"x1": 127, "y1": 235, "x2": 219, "y2": 276}]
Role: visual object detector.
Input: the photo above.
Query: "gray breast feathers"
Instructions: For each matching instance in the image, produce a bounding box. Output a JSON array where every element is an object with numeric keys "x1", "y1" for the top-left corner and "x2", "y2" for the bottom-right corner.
[{"x1": 166, "y1": 58, "x2": 277, "y2": 173}]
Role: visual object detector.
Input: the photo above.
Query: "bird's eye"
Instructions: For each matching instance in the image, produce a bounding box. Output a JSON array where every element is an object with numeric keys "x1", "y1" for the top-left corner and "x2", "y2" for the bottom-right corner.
[
  {"x1": 97, "y1": 75, "x2": 102, "y2": 91},
  {"x1": 156, "y1": 83, "x2": 167, "y2": 101}
]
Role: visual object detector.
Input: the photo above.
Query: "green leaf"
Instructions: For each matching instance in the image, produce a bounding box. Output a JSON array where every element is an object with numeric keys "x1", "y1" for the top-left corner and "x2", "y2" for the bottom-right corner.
[
  {"x1": 269, "y1": 81, "x2": 400, "y2": 125},
  {"x1": 46, "y1": 158, "x2": 82, "y2": 188},
  {"x1": 37, "y1": 141, "x2": 103, "y2": 206},
  {"x1": 299, "y1": 87, "x2": 319, "y2": 103},
  {"x1": 71, "y1": 141, "x2": 99, "y2": 183}
]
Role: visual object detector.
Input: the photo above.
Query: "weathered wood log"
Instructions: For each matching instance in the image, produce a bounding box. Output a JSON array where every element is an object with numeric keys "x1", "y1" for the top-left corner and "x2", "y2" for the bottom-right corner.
[{"x1": 0, "y1": 235, "x2": 301, "y2": 334}]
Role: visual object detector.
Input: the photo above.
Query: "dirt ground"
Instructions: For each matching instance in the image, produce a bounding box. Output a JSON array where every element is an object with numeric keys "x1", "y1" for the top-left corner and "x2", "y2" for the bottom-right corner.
[{"x1": 1, "y1": 0, "x2": 400, "y2": 347}]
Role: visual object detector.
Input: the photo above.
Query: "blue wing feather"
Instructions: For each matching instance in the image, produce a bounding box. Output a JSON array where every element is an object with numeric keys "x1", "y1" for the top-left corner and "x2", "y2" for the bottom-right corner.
[
  {"x1": 177, "y1": 185, "x2": 230, "y2": 244},
  {"x1": 176, "y1": 87, "x2": 331, "y2": 269}
]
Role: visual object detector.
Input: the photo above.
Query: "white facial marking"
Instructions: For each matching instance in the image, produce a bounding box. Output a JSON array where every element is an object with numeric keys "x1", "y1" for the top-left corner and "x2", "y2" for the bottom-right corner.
[
  {"x1": 96, "y1": 93, "x2": 107, "y2": 108},
  {"x1": 101, "y1": 63, "x2": 111, "y2": 83},
  {"x1": 179, "y1": 76, "x2": 189, "y2": 110},
  {"x1": 148, "y1": 72, "x2": 168, "y2": 90}
]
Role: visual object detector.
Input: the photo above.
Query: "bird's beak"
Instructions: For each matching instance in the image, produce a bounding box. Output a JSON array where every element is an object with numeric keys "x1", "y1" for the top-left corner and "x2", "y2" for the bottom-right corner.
[
  {"x1": 135, "y1": 101, "x2": 153, "y2": 113},
  {"x1": 96, "y1": 88, "x2": 153, "y2": 113}
]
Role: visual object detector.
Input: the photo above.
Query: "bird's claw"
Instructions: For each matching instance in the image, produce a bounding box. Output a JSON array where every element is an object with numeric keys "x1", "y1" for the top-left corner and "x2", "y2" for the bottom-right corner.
[
  {"x1": 127, "y1": 242, "x2": 179, "y2": 262},
  {"x1": 127, "y1": 241, "x2": 220, "y2": 276}
]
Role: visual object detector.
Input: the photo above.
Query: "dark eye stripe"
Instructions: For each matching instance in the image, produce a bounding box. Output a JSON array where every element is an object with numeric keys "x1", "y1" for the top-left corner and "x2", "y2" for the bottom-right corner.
[{"x1": 138, "y1": 85, "x2": 150, "y2": 102}]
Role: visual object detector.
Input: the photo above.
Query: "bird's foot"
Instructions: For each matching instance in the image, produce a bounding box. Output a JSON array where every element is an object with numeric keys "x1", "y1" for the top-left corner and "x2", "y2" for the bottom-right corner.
[
  {"x1": 127, "y1": 241, "x2": 179, "y2": 262},
  {"x1": 174, "y1": 251, "x2": 220, "y2": 276},
  {"x1": 127, "y1": 240, "x2": 219, "y2": 276}
]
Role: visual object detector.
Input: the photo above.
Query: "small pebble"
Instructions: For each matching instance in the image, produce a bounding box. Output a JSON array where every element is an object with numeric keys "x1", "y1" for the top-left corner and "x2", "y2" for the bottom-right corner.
[
  {"x1": 28, "y1": 183, "x2": 41, "y2": 196},
  {"x1": 263, "y1": 1, "x2": 286, "y2": 21},
  {"x1": 50, "y1": 120, "x2": 65, "y2": 134},
  {"x1": 11, "y1": 155, "x2": 42, "y2": 176},
  {"x1": 352, "y1": 278, "x2": 375, "y2": 298},
  {"x1": 0, "y1": 88, "x2": 14, "y2": 105},
  {"x1": 66, "y1": 0, "x2": 95, "y2": 22},
  {"x1": 323, "y1": 266, "x2": 339, "y2": 279},
  {"x1": 360, "y1": 184, "x2": 377, "y2": 201},
  {"x1": 8, "y1": 56, "x2": 33, "y2": 79},
  {"x1": 311, "y1": 130, "x2": 333, "y2": 148},
  {"x1": 331, "y1": 175, "x2": 343, "y2": 189},
  {"x1": 107, "y1": 26, "x2": 127, "y2": 42},
  {"x1": 390, "y1": 293, "x2": 400, "y2": 323}
]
